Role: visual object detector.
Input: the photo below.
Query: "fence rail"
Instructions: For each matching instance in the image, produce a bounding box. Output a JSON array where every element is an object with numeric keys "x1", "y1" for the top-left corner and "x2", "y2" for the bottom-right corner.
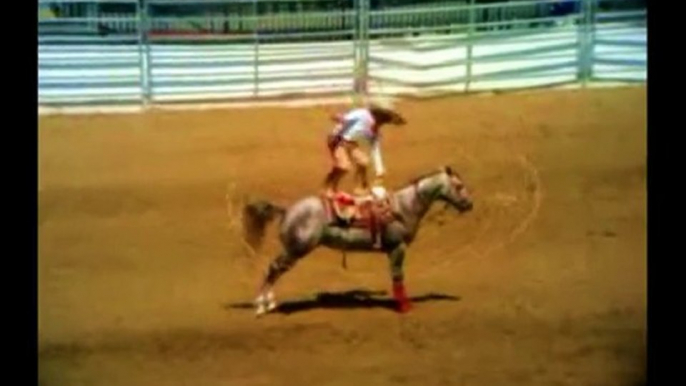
[{"x1": 38, "y1": 0, "x2": 647, "y2": 106}]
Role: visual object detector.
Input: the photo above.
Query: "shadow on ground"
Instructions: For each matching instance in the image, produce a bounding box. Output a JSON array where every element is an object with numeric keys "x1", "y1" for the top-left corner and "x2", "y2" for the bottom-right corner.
[{"x1": 224, "y1": 289, "x2": 461, "y2": 315}]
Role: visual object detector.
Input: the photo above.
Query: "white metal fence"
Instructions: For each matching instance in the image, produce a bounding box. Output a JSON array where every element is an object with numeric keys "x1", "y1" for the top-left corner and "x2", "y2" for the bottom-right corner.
[{"x1": 37, "y1": 0, "x2": 647, "y2": 106}]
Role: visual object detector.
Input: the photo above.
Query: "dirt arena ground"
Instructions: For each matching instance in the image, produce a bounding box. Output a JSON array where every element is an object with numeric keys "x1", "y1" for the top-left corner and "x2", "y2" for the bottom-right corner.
[{"x1": 38, "y1": 86, "x2": 646, "y2": 386}]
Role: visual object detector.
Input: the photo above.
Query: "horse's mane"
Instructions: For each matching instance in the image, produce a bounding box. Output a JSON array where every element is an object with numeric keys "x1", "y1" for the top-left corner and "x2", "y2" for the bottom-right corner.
[
  {"x1": 406, "y1": 170, "x2": 443, "y2": 186},
  {"x1": 402, "y1": 167, "x2": 461, "y2": 188}
]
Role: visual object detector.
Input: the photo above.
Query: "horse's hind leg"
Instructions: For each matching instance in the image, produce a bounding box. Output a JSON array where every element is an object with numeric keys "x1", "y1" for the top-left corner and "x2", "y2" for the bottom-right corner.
[
  {"x1": 253, "y1": 197, "x2": 324, "y2": 317},
  {"x1": 255, "y1": 251, "x2": 302, "y2": 316}
]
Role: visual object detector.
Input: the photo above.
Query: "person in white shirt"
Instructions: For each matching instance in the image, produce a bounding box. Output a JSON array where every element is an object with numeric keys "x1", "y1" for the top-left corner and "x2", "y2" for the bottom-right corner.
[{"x1": 324, "y1": 99, "x2": 406, "y2": 198}]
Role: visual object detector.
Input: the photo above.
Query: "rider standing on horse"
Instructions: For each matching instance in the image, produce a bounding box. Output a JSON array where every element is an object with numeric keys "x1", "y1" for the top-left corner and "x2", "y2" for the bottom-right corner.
[{"x1": 324, "y1": 99, "x2": 406, "y2": 199}]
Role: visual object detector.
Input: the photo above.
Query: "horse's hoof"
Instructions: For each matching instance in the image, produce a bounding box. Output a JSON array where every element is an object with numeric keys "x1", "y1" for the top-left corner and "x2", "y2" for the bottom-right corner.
[
  {"x1": 255, "y1": 302, "x2": 277, "y2": 318},
  {"x1": 255, "y1": 306, "x2": 268, "y2": 317},
  {"x1": 267, "y1": 301, "x2": 278, "y2": 312}
]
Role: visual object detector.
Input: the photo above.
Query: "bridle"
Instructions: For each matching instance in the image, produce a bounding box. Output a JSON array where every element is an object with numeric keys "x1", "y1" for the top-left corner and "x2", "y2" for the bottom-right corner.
[{"x1": 412, "y1": 169, "x2": 465, "y2": 212}]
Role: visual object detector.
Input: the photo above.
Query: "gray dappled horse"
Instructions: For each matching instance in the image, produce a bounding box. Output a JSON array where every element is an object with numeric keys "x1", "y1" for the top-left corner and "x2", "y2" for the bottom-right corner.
[{"x1": 243, "y1": 166, "x2": 474, "y2": 316}]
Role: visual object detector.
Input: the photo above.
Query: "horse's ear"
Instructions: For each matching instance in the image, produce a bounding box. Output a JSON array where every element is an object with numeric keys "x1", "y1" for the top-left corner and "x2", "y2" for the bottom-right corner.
[{"x1": 444, "y1": 165, "x2": 454, "y2": 175}]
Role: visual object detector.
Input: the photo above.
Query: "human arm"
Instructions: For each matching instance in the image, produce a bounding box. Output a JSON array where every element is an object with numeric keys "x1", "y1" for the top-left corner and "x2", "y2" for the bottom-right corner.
[{"x1": 370, "y1": 137, "x2": 385, "y2": 178}]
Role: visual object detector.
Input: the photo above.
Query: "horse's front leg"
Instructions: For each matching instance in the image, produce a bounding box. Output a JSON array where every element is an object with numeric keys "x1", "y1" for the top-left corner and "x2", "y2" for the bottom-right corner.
[{"x1": 387, "y1": 243, "x2": 411, "y2": 313}]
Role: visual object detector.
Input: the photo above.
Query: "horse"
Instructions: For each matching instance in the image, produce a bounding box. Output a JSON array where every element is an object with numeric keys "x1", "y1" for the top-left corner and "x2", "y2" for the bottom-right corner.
[{"x1": 242, "y1": 166, "x2": 474, "y2": 316}]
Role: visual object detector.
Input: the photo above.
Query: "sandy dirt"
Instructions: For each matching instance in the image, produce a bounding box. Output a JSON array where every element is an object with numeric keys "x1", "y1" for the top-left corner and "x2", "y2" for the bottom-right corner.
[{"x1": 38, "y1": 86, "x2": 646, "y2": 386}]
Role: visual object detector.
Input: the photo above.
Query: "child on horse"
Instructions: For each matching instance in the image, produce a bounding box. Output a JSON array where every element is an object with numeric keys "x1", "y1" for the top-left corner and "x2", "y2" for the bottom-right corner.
[{"x1": 324, "y1": 98, "x2": 406, "y2": 200}]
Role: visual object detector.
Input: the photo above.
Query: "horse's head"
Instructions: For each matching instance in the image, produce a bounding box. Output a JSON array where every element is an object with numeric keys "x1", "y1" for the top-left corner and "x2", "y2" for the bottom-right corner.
[{"x1": 435, "y1": 166, "x2": 473, "y2": 213}]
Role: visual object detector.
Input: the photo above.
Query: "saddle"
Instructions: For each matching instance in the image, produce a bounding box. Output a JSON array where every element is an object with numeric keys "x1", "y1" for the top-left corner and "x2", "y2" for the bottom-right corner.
[{"x1": 323, "y1": 190, "x2": 397, "y2": 246}]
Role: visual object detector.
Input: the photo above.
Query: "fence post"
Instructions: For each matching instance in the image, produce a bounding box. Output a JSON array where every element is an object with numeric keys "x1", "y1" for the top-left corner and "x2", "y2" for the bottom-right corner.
[
  {"x1": 137, "y1": 0, "x2": 151, "y2": 105},
  {"x1": 466, "y1": 0, "x2": 475, "y2": 92},
  {"x1": 578, "y1": 0, "x2": 596, "y2": 86},
  {"x1": 361, "y1": 0, "x2": 369, "y2": 98},
  {"x1": 587, "y1": 0, "x2": 596, "y2": 83},
  {"x1": 352, "y1": 0, "x2": 369, "y2": 105},
  {"x1": 253, "y1": 0, "x2": 260, "y2": 98},
  {"x1": 86, "y1": 2, "x2": 98, "y2": 31},
  {"x1": 352, "y1": 0, "x2": 359, "y2": 100}
]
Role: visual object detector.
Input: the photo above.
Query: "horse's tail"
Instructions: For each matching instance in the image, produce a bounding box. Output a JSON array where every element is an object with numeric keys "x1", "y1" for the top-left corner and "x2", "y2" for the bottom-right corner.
[{"x1": 242, "y1": 199, "x2": 286, "y2": 251}]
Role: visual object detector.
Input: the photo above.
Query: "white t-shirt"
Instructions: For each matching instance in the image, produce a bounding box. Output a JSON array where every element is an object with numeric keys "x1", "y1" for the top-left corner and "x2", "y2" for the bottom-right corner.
[{"x1": 332, "y1": 108, "x2": 385, "y2": 176}]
